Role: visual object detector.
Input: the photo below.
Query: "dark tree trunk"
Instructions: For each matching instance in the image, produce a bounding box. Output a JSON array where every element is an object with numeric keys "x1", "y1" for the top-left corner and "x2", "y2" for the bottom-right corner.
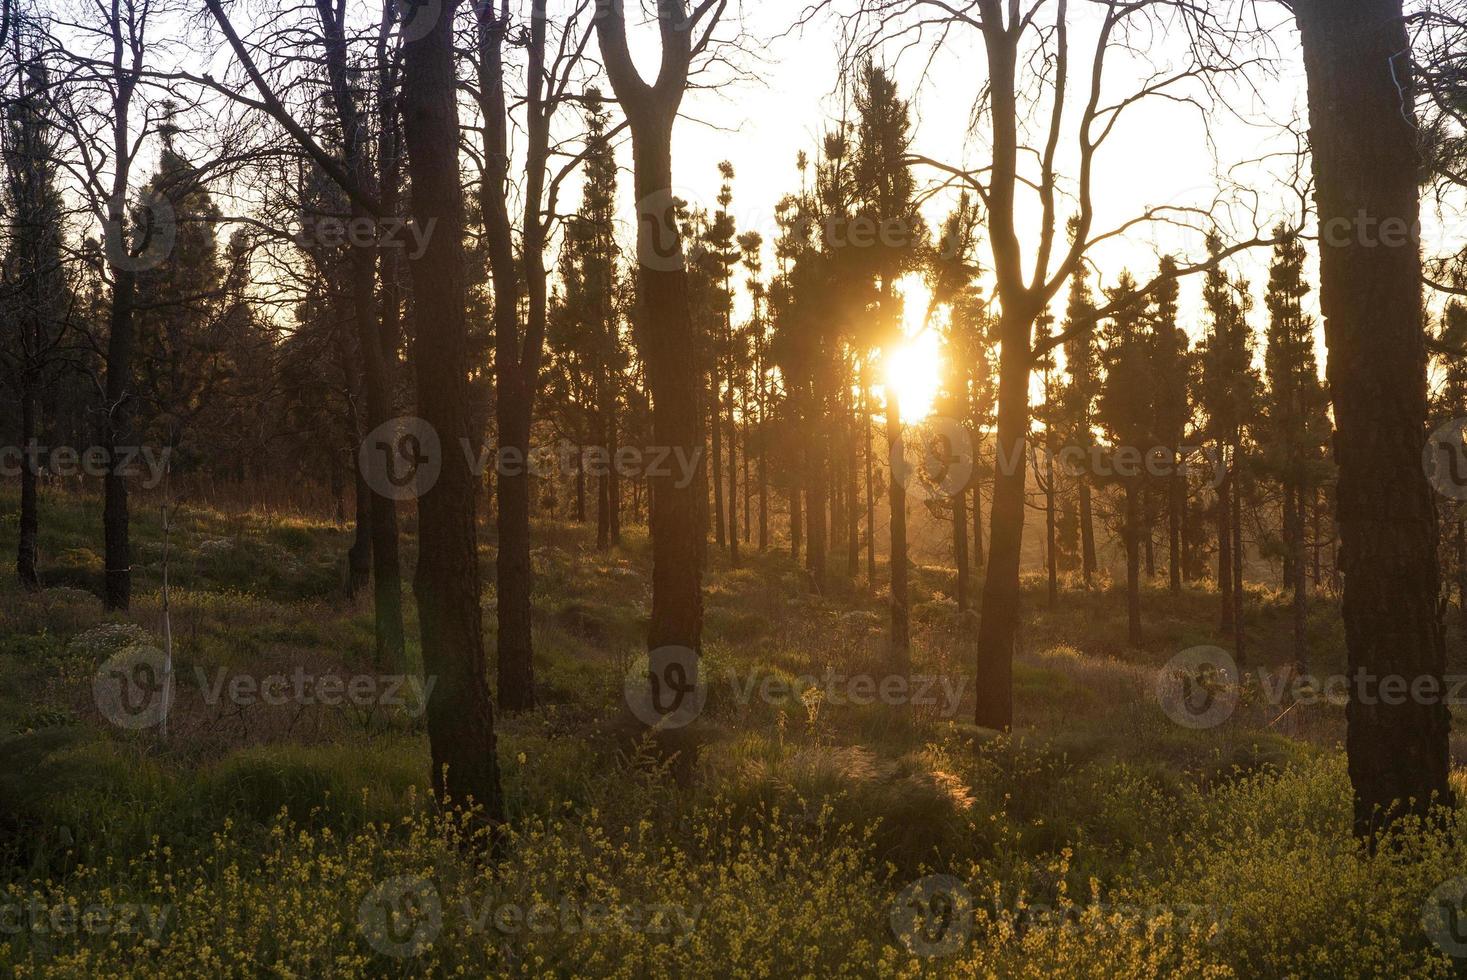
[
  {"x1": 1292, "y1": 480, "x2": 1309, "y2": 668},
  {"x1": 974, "y1": 311, "x2": 1032, "y2": 731},
  {"x1": 1218, "y1": 456, "x2": 1234, "y2": 633},
  {"x1": 348, "y1": 461, "x2": 372, "y2": 596},
  {"x1": 1296, "y1": 0, "x2": 1453, "y2": 837},
  {"x1": 1142, "y1": 487, "x2": 1156, "y2": 579},
  {"x1": 711, "y1": 379, "x2": 725, "y2": 551},
  {"x1": 318, "y1": 0, "x2": 406, "y2": 668},
  {"x1": 1168, "y1": 465, "x2": 1183, "y2": 594},
  {"x1": 1232, "y1": 478, "x2": 1245, "y2": 666},
  {"x1": 349, "y1": 248, "x2": 407, "y2": 669},
  {"x1": 1078, "y1": 480, "x2": 1095, "y2": 586},
  {"x1": 608, "y1": 402, "x2": 621, "y2": 545},
  {"x1": 102, "y1": 266, "x2": 136, "y2": 611},
  {"x1": 400, "y1": 0, "x2": 504, "y2": 819},
  {"x1": 807, "y1": 382, "x2": 827, "y2": 590},
  {"x1": 973, "y1": 480, "x2": 985, "y2": 571},
  {"x1": 954, "y1": 486, "x2": 969, "y2": 611},
  {"x1": 846, "y1": 402, "x2": 858, "y2": 575},
  {"x1": 1125, "y1": 479, "x2": 1142, "y2": 646},
  {"x1": 887, "y1": 388, "x2": 909, "y2": 668},
  {"x1": 790, "y1": 447, "x2": 803, "y2": 563},
  {"x1": 1045, "y1": 445, "x2": 1057, "y2": 608},
  {"x1": 864, "y1": 373, "x2": 876, "y2": 585},
  {"x1": 17, "y1": 384, "x2": 40, "y2": 591},
  {"x1": 727, "y1": 371, "x2": 739, "y2": 566}
]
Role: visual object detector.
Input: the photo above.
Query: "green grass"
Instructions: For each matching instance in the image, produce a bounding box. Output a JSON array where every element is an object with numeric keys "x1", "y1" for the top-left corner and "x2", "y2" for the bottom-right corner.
[{"x1": 0, "y1": 487, "x2": 1463, "y2": 977}]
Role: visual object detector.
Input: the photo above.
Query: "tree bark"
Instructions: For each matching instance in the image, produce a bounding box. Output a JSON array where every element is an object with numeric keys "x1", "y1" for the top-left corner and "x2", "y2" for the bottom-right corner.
[
  {"x1": 400, "y1": 0, "x2": 503, "y2": 819},
  {"x1": 1296, "y1": 0, "x2": 1453, "y2": 837},
  {"x1": 1168, "y1": 463, "x2": 1183, "y2": 594},
  {"x1": 1125, "y1": 479, "x2": 1142, "y2": 645},
  {"x1": 595, "y1": 2, "x2": 708, "y2": 687},
  {"x1": 974, "y1": 310, "x2": 1032, "y2": 731},
  {"x1": 887, "y1": 388, "x2": 909, "y2": 669},
  {"x1": 17, "y1": 383, "x2": 40, "y2": 591},
  {"x1": 1218, "y1": 455, "x2": 1234, "y2": 632},
  {"x1": 102, "y1": 265, "x2": 136, "y2": 611}
]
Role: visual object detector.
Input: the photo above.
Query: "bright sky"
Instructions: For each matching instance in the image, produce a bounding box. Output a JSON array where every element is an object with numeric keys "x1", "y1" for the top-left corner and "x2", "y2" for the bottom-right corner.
[{"x1": 609, "y1": 2, "x2": 1322, "y2": 417}]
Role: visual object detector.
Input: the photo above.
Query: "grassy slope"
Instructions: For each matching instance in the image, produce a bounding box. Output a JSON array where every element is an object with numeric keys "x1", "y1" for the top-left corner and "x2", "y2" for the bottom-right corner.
[{"x1": 0, "y1": 489, "x2": 1464, "y2": 977}]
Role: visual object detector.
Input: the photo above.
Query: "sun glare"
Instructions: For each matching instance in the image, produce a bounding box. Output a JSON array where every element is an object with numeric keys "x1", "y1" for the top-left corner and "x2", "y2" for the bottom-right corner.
[{"x1": 881, "y1": 278, "x2": 943, "y2": 421}]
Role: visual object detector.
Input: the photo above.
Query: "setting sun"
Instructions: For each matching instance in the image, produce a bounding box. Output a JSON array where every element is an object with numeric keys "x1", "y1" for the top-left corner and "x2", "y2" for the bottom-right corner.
[
  {"x1": 883, "y1": 330, "x2": 943, "y2": 421},
  {"x1": 880, "y1": 277, "x2": 943, "y2": 420}
]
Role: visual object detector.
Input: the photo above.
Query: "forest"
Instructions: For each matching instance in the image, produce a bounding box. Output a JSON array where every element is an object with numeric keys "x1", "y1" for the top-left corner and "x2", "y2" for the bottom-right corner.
[{"x1": 3, "y1": 0, "x2": 1467, "y2": 976}]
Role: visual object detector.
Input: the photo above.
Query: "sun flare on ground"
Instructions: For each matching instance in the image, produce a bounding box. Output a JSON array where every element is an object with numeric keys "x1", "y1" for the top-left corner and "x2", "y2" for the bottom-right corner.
[{"x1": 881, "y1": 277, "x2": 943, "y2": 421}]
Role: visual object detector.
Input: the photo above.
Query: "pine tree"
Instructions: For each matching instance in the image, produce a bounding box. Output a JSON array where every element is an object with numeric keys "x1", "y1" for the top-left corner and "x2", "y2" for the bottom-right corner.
[
  {"x1": 1097, "y1": 271, "x2": 1153, "y2": 645},
  {"x1": 2, "y1": 56, "x2": 75, "y2": 591},
  {"x1": 1060, "y1": 265, "x2": 1101, "y2": 586},
  {"x1": 1149, "y1": 257, "x2": 1190, "y2": 595},
  {"x1": 1263, "y1": 224, "x2": 1329, "y2": 667},
  {"x1": 1198, "y1": 235, "x2": 1260, "y2": 659}
]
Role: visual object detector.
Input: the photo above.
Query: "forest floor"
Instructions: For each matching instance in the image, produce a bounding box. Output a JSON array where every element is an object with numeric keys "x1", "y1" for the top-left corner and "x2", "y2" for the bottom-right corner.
[{"x1": 2, "y1": 489, "x2": 1467, "y2": 977}]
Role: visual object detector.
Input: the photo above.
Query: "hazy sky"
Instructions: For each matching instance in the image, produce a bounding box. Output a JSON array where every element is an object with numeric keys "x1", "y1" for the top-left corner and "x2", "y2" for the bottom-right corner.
[{"x1": 638, "y1": 1, "x2": 1318, "y2": 340}]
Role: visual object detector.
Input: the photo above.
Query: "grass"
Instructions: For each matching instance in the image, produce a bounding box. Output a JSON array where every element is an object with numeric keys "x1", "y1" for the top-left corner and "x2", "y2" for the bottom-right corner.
[{"x1": 0, "y1": 487, "x2": 1464, "y2": 977}]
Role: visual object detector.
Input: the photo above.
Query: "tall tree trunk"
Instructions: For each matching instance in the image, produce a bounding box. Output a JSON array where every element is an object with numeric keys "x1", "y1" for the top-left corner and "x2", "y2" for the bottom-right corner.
[
  {"x1": 954, "y1": 486, "x2": 969, "y2": 611},
  {"x1": 1045, "y1": 443, "x2": 1058, "y2": 608},
  {"x1": 1142, "y1": 487, "x2": 1156, "y2": 579},
  {"x1": 974, "y1": 311, "x2": 1032, "y2": 731},
  {"x1": 608, "y1": 400, "x2": 621, "y2": 545},
  {"x1": 1125, "y1": 479, "x2": 1142, "y2": 646},
  {"x1": 790, "y1": 442, "x2": 803, "y2": 563},
  {"x1": 726, "y1": 369, "x2": 739, "y2": 566},
  {"x1": 102, "y1": 266, "x2": 136, "y2": 611},
  {"x1": 1232, "y1": 477, "x2": 1245, "y2": 666},
  {"x1": 887, "y1": 388, "x2": 909, "y2": 668},
  {"x1": 400, "y1": 0, "x2": 503, "y2": 818},
  {"x1": 807, "y1": 381, "x2": 828, "y2": 590},
  {"x1": 1168, "y1": 464, "x2": 1183, "y2": 594},
  {"x1": 711, "y1": 378, "x2": 725, "y2": 551},
  {"x1": 973, "y1": 480, "x2": 985, "y2": 571},
  {"x1": 1296, "y1": 0, "x2": 1453, "y2": 837},
  {"x1": 319, "y1": 0, "x2": 406, "y2": 670},
  {"x1": 846, "y1": 403, "x2": 858, "y2": 574},
  {"x1": 349, "y1": 460, "x2": 372, "y2": 595},
  {"x1": 1292, "y1": 480, "x2": 1309, "y2": 668},
  {"x1": 475, "y1": 3, "x2": 548, "y2": 715},
  {"x1": 757, "y1": 357, "x2": 768, "y2": 551},
  {"x1": 856, "y1": 365, "x2": 868, "y2": 580},
  {"x1": 1079, "y1": 479, "x2": 1095, "y2": 586},
  {"x1": 1218, "y1": 454, "x2": 1234, "y2": 633},
  {"x1": 17, "y1": 383, "x2": 40, "y2": 591},
  {"x1": 592, "y1": 0, "x2": 710, "y2": 693},
  {"x1": 348, "y1": 248, "x2": 407, "y2": 669}
]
